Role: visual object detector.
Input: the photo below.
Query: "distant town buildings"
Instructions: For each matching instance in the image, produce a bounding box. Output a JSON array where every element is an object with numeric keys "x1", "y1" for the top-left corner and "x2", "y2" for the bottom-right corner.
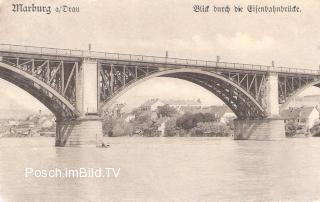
[
  {"x1": 104, "y1": 103, "x2": 126, "y2": 118},
  {"x1": 133, "y1": 98, "x2": 204, "y2": 120},
  {"x1": 124, "y1": 113, "x2": 136, "y2": 123},
  {"x1": 143, "y1": 99, "x2": 203, "y2": 113},
  {"x1": 111, "y1": 99, "x2": 236, "y2": 123},
  {"x1": 140, "y1": 99, "x2": 166, "y2": 112},
  {"x1": 3, "y1": 95, "x2": 320, "y2": 138},
  {"x1": 195, "y1": 105, "x2": 237, "y2": 123},
  {"x1": 105, "y1": 99, "x2": 237, "y2": 137},
  {"x1": 0, "y1": 111, "x2": 55, "y2": 137},
  {"x1": 139, "y1": 98, "x2": 203, "y2": 113},
  {"x1": 287, "y1": 95, "x2": 320, "y2": 108}
]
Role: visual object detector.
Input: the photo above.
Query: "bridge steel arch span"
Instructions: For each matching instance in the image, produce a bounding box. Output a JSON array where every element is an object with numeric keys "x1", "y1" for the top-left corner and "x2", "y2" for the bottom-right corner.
[
  {"x1": 0, "y1": 61, "x2": 79, "y2": 120},
  {"x1": 100, "y1": 68, "x2": 267, "y2": 120}
]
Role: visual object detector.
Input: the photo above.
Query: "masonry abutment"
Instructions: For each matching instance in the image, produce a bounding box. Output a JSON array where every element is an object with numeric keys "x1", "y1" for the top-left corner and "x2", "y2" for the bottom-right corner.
[
  {"x1": 234, "y1": 72, "x2": 286, "y2": 140},
  {"x1": 57, "y1": 58, "x2": 103, "y2": 147}
]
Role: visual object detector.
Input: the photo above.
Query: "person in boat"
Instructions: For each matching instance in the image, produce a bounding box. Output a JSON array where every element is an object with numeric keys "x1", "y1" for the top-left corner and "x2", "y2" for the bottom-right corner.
[{"x1": 101, "y1": 142, "x2": 110, "y2": 148}]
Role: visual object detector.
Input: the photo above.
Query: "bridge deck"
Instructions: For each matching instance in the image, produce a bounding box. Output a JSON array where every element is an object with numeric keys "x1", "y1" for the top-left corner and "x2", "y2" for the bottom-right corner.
[{"x1": 0, "y1": 44, "x2": 318, "y2": 75}]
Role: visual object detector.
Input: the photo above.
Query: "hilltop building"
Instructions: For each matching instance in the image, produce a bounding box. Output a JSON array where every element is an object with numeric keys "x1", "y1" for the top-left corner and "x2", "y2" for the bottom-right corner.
[
  {"x1": 195, "y1": 105, "x2": 236, "y2": 123},
  {"x1": 104, "y1": 103, "x2": 126, "y2": 118},
  {"x1": 139, "y1": 98, "x2": 202, "y2": 113}
]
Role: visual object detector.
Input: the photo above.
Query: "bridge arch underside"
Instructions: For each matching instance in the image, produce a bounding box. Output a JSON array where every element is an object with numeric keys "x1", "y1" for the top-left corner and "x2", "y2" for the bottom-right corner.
[
  {"x1": 161, "y1": 72, "x2": 266, "y2": 119},
  {"x1": 0, "y1": 64, "x2": 78, "y2": 120},
  {"x1": 101, "y1": 69, "x2": 267, "y2": 120}
]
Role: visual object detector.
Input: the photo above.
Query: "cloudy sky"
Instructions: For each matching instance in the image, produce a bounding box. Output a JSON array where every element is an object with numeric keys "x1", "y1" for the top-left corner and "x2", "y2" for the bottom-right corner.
[{"x1": 0, "y1": 0, "x2": 319, "y2": 117}]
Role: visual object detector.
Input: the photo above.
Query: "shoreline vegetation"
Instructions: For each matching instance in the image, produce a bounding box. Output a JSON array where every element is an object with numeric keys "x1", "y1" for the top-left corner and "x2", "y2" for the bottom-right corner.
[
  {"x1": 103, "y1": 104, "x2": 235, "y2": 138},
  {"x1": 1, "y1": 102, "x2": 320, "y2": 138}
]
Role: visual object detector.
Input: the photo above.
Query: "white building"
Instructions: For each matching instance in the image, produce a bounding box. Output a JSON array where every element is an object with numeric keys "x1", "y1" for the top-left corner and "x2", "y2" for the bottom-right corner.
[
  {"x1": 139, "y1": 99, "x2": 202, "y2": 112},
  {"x1": 281, "y1": 106, "x2": 319, "y2": 130},
  {"x1": 220, "y1": 109, "x2": 237, "y2": 124},
  {"x1": 157, "y1": 121, "x2": 166, "y2": 137},
  {"x1": 140, "y1": 99, "x2": 165, "y2": 112},
  {"x1": 124, "y1": 114, "x2": 136, "y2": 122}
]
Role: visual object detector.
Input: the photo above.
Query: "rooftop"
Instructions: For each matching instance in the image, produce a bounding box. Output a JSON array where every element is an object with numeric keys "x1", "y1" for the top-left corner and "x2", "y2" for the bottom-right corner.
[{"x1": 140, "y1": 99, "x2": 202, "y2": 108}]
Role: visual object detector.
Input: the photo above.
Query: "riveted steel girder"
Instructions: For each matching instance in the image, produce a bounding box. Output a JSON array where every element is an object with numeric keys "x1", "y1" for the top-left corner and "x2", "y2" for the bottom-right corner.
[{"x1": 0, "y1": 56, "x2": 80, "y2": 119}]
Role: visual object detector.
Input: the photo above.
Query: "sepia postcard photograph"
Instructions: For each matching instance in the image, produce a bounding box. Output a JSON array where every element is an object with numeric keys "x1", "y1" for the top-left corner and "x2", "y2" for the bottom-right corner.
[{"x1": 0, "y1": 0, "x2": 320, "y2": 201}]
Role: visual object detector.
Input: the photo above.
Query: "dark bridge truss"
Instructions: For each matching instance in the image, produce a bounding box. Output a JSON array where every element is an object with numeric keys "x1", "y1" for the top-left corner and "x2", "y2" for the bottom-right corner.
[
  {"x1": 99, "y1": 61, "x2": 160, "y2": 103},
  {"x1": 99, "y1": 61, "x2": 267, "y2": 119},
  {"x1": 278, "y1": 74, "x2": 318, "y2": 104},
  {"x1": 164, "y1": 72, "x2": 266, "y2": 119},
  {"x1": 217, "y1": 71, "x2": 320, "y2": 110},
  {"x1": 219, "y1": 71, "x2": 267, "y2": 108},
  {"x1": 0, "y1": 56, "x2": 79, "y2": 119},
  {"x1": 98, "y1": 61, "x2": 320, "y2": 119}
]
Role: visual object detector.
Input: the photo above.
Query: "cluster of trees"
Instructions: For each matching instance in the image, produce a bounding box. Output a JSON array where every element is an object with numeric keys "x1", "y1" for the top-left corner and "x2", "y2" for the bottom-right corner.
[
  {"x1": 285, "y1": 120, "x2": 307, "y2": 137},
  {"x1": 191, "y1": 122, "x2": 229, "y2": 137},
  {"x1": 104, "y1": 109, "x2": 160, "y2": 137},
  {"x1": 176, "y1": 112, "x2": 216, "y2": 130},
  {"x1": 157, "y1": 104, "x2": 177, "y2": 118},
  {"x1": 103, "y1": 104, "x2": 234, "y2": 137},
  {"x1": 161, "y1": 111, "x2": 232, "y2": 137},
  {"x1": 311, "y1": 123, "x2": 320, "y2": 137}
]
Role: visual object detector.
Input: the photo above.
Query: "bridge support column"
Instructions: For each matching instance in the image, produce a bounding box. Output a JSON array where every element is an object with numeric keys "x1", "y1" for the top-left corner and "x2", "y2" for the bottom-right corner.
[
  {"x1": 55, "y1": 116, "x2": 103, "y2": 147},
  {"x1": 234, "y1": 119, "x2": 285, "y2": 140},
  {"x1": 234, "y1": 72, "x2": 285, "y2": 140},
  {"x1": 78, "y1": 58, "x2": 99, "y2": 116},
  {"x1": 57, "y1": 58, "x2": 103, "y2": 147},
  {"x1": 266, "y1": 72, "x2": 280, "y2": 117}
]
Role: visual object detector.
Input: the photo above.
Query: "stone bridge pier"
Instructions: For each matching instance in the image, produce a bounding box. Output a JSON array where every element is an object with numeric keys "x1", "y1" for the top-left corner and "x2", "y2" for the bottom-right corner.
[
  {"x1": 55, "y1": 58, "x2": 103, "y2": 147},
  {"x1": 234, "y1": 72, "x2": 286, "y2": 140}
]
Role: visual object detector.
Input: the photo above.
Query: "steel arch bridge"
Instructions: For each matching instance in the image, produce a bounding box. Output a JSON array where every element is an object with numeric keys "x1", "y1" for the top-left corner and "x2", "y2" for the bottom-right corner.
[
  {"x1": 98, "y1": 61, "x2": 320, "y2": 118},
  {"x1": 99, "y1": 67, "x2": 267, "y2": 119},
  {"x1": 0, "y1": 58, "x2": 80, "y2": 120},
  {"x1": 0, "y1": 44, "x2": 319, "y2": 146}
]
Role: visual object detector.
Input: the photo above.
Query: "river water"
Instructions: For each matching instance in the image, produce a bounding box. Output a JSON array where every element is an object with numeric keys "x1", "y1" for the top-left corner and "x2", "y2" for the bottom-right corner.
[{"x1": 1, "y1": 137, "x2": 320, "y2": 202}]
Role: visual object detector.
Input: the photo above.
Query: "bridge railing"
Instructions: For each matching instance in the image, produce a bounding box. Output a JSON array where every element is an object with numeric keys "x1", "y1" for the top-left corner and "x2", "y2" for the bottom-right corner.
[{"x1": 0, "y1": 44, "x2": 319, "y2": 75}]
